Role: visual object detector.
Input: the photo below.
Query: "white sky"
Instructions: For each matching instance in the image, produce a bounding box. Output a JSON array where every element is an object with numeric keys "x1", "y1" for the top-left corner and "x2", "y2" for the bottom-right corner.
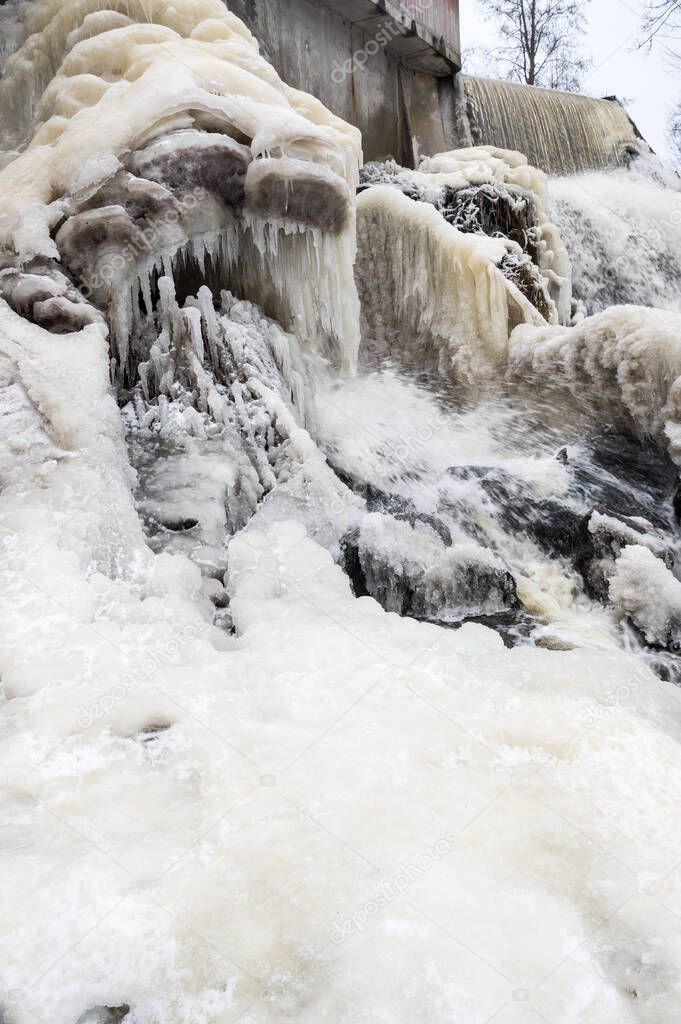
[{"x1": 460, "y1": 0, "x2": 677, "y2": 162}]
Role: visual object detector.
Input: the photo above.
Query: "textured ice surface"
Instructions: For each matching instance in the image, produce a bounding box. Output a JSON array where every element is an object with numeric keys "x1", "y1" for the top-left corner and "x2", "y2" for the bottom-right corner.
[
  {"x1": 508, "y1": 305, "x2": 681, "y2": 455},
  {"x1": 2, "y1": 2, "x2": 681, "y2": 1023},
  {"x1": 610, "y1": 544, "x2": 681, "y2": 650},
  {"x1": 356, "y1": 186, "x2": 546, "y2": 381},
  {"x1": 360, "y1": 145, "x2": 572, "y2": 327}
]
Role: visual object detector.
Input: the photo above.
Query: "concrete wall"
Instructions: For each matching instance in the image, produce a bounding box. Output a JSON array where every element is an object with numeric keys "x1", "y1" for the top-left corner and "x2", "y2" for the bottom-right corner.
[
  {"x1": 229, "y1": 1, "x2": 646, "y2": 174},
  {"x1": 228, "y1": 0, "x2": 462, "y2": 165}
]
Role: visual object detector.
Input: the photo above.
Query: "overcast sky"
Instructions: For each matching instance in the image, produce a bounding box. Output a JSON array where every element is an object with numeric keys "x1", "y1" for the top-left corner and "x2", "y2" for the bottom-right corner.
[{"x1": 460, "y1": 0, "x2": 677, "y2": 163}]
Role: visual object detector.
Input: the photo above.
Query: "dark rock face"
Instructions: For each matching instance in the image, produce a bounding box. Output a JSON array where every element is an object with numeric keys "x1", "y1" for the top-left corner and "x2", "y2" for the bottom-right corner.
[
  {"x1": 159, "y1": 518, "x2": 200, "y2": 533},
  {"x1": 498, "y1": 251, "x2": 553, "y2": 321},
  {"x1": 447, "y1": 465, "x2": 583, "y2": 558},
  {"x1": 449, "y1": 429, "x2": 681, "y2": 579},
  {"x1": 134, "y1": 721, "x2": 173, "y2": 744},
  {"x1": 334, "y1": 470, "x2": 453, "y2": 546},
  {"x1": 131, "y1": 132, "x2": 251, "y2": 208},
  {"x1": 333, "y1": 426, "x2": 681, "y2": 662},
  {"x1": 75, "y1": 1007, "x2": 130, "y2": 1024},
  {"x1": 560, "y1": 428, "x2": 679, "y2": 530},
  {"x1": 338, "y1": 523, "x2": 521, "y2": 626},
  {"x1": 246, "y1": 158, "x2": 351, "y2": 233},
  {"x1": 338, "y1": 529, "x2": 370, "y2": 601}
]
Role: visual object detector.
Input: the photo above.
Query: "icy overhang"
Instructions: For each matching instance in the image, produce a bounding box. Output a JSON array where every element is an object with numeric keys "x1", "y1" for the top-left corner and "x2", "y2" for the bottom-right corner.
[{"x1": 317, "y1": 0, "x2": 461, "y2": 74}]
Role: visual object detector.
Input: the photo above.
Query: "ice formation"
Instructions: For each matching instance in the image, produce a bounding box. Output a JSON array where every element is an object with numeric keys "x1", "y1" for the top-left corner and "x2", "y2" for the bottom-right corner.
[
  {"x1": 508, "y1": 305, "x2": 681, "y2": 454},
  {"x1": 356, "y1": 185, "x2": 546, "y2": 380},
  {"x1": 610, "y1": 544, "x2": 681, "y2": 650},
  {"x1": 4, "y1": 2, "x2": 681, "y2": 1023},
  {"x1": 358, "y1": 145, "x2": 572, "y2": 357},
  {"x1": 0, "y1": 0, "x2": 362, "y2": 373}
]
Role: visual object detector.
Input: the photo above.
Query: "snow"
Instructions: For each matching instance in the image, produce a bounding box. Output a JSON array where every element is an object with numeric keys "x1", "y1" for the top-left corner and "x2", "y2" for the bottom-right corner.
[
  {"x1": 2, "y1": 1, "x2": 681, "y2": 1022},
  {"x1": 610, "y1": 545, "x2": 681, "y2": 649}
]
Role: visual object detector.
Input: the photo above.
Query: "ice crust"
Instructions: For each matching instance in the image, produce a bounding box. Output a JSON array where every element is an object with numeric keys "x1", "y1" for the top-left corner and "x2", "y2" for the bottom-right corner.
[
  {"x1": 5, "y1": 291, "x2": 681, "y2": 1022},
  {"x1": 359, "y1": 145, "x2": 572, "y2": 334},
  {"x1": 356, "y1": 185, "x2": 546, "y2": 380},
  {"x1": 508, "y1": 305, "x2": 681, "y2": 456},
  {"x1": 2, "y1": 2, "x2": 681, "y2": 1023},
  {"x1": 610, "y1": 544, "x2": 681, "y2": 650}
]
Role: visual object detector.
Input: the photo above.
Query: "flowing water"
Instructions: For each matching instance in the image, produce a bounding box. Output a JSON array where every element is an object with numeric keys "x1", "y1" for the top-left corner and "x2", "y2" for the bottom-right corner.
[
  {"x1": 462, "y1": 74, "x2": 645, "y2": 175},
  {"x1": 550, "y1": 157, "x2": 681, "y2": 315},
  {"x1": 3, "y1": 4, "x2": 681, "y2": 1023}
]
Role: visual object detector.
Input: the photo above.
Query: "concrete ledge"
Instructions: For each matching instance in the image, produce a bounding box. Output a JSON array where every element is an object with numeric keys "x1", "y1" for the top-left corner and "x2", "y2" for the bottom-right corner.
[
  {"x1": 227, "y1": 0, "x2": 462, "y2": 163},
  {"x1": 318, "y1": 0, "x2": 461, "y2": 73}
]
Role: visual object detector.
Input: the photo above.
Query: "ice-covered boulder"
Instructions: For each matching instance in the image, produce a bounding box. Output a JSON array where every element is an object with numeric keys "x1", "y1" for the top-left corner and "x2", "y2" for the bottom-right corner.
[{"x1": 610, "y1": 544, "x2": 681, "y2": 651}]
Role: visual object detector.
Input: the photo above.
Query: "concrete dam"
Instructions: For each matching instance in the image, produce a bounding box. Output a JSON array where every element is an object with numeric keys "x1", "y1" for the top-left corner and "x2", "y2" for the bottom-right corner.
[{"x1": 229, "y1": 0, "x2": 648, "y2": 171}]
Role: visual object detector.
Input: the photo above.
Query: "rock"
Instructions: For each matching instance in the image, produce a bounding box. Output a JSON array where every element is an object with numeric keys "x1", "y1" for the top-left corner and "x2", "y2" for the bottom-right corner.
[
  {"x1": 429, "y1": 609, "x2": 536, "y2": 649},
  {"x1": 75, "y1": 1007, "x2": 130, "y2": 1024},
  {"x1": 130, "y1": 130, "x2": 251, "y2": 208},
  {"x1": 338, "y1": 514, "x2": 520, "y2": 627},
  {"x1": 134, "y1": 722, "x2": 172, "y2": 744},
  {"x1": 448, "y1": 465, "x2": 582, "y2": 558},
  {"x1": 574, "y1": 509, "x2": 676, "y2": 604},
  {"x1": 673, "y1": 482, "x2": 681, "y2": 525},
  {"x1": 563, "y1": 428, "x2": 679, "y2": 530},
  {"x1": 245, "y1": 157, "x2": 351, "y2": 233},
  {"x1": 535, "y1": 635, "x2": 576, "y2": 651},
  {"x1": 338, "y1": 528, "x2": 370, "y2": 600},
  {"x1": 334, "y1": 469, "x2": 452, "y2": 546}
]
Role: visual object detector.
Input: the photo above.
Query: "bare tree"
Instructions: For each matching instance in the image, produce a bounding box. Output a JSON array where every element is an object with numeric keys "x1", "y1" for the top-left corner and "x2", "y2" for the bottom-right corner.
[
  {"x1": 640, "y1": 3, "x2": 681, "y2": 166},
  {"x1": 667, "y1": 103, "x2": 681, "y2": 166},
  {"x1": 640, "y1": 1, "x2": 681, "y2": 50},
  {"x1": 478, "y1": 0, "x2": 590, "y2": 93}
]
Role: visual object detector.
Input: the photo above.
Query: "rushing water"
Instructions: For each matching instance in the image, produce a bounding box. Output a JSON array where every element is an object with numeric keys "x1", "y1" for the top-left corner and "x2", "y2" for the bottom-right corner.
[
  {"x1": 550, "y1": 157, "x2": 681, "y2": 315},
  {"x1": 4, "y1": 4, "x2": 681, "y2": 1023},
  {"x1": 312, "y1": 362, "x2": 681, "y2": 671}
]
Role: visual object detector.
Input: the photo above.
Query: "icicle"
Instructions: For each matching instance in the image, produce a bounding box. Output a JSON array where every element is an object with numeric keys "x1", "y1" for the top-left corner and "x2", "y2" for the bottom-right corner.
[{"x1": 182, "y1": 306, "x2": 204, "y2": 363}]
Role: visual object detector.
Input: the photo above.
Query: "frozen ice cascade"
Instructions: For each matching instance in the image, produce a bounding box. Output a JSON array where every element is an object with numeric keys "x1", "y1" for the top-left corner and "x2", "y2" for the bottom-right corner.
[{"x1": 4, "y1": 3, "x2": 681, "y2": 1023}]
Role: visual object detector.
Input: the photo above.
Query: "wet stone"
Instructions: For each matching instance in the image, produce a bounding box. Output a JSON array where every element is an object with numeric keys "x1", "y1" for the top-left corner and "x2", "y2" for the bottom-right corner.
[{"x1": 75, "y1": 1007, "x2": 130, "y2": 1024}]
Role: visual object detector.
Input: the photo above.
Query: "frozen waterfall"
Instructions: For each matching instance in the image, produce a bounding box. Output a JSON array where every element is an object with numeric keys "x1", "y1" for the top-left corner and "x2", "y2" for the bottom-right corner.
[{"x1": 2, "y1": 3, "x2": 681, "y2": 1024}]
